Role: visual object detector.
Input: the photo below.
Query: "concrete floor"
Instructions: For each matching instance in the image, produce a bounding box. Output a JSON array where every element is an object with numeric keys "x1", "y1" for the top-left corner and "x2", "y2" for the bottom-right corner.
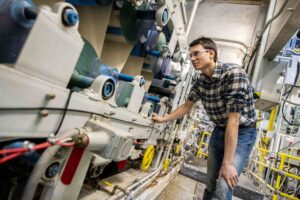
[
  {"x1": 157, "y1": 174, "x2": 242, "y2": 200},
  {"x1": 157, "y1": 174, "x2": 202, "y2": 200}
]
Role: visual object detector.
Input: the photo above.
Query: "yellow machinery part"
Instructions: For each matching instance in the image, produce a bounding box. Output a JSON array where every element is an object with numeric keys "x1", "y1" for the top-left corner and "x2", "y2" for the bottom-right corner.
[
  {"x1": 141, "y1": 145, "x2": 155, "y2": 171},
  {"x1": 101, "y1": 180, "x2": 113, "y2": 187},
  {"x1": 163, "y1": 158, "x2": 170, "y2": 172},
  {"x1": 175, "y1": 143, "x2": 181, "y2": 154}
]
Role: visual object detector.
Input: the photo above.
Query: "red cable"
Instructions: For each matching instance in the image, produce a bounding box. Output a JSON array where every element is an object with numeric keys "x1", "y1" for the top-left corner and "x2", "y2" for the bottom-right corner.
[
  {"x1": 33, "y1": 142, "x2": 51, "y2": 151},
  {"x1": 57, "y1": 141, "x2": 75, "y2": 147},
  {"x1": 0, "y1": 140, "x2": 75, "y2": 164},
  {"x1": 0, "y1": 152, "x2": 23, "y2": 164},
  {"x1": 0, "y1": 147, "x2": 28, "y2": 155}
]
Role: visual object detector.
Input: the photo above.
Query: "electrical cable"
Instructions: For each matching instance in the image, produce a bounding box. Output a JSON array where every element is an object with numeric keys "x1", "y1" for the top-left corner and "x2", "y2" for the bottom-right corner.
[
  {"x1": 276, "y1": 140, "x2": 300, "y2": 153},
  {"x1": 0, "y1": 106, "x2": 162, "y2": 132},
  {"x1": 246, "y1": 0, "x2": 289, "y2": 72},
  {"x1": 281, "y1": 62, "x2": 300, "y2": 126},
  {"x1": 0, "y1": 139, "x2": 75, "y2": 164},
  {"x1": 54, "y1": 90, "x2": 73, "y2": 135}
]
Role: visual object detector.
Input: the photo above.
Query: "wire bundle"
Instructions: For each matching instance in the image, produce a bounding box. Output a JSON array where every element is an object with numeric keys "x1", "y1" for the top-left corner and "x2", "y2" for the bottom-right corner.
[{"x1": 0, "y1": 138, "x2": 74, "y2": 164}]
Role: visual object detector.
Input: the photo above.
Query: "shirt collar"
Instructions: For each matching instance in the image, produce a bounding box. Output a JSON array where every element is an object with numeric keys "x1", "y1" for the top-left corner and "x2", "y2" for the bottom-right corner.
[
  {"x1": 211, "y1": 62, "x2": 222, "y2": 80},
  {"x1": 200, "y1": 62, "x2": 222, "y2": 81}
]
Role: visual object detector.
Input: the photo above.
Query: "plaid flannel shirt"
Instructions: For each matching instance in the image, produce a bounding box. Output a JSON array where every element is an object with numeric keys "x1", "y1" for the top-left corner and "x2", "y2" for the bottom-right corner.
[{"x1": 188, "y1": 63, "x2": 257, "y2": 127}]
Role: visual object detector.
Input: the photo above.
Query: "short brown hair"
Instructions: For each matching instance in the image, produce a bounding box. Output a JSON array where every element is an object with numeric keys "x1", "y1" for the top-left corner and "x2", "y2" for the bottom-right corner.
[{"x1": 189, "y1": 37, "x2": 218, "y2": 62}]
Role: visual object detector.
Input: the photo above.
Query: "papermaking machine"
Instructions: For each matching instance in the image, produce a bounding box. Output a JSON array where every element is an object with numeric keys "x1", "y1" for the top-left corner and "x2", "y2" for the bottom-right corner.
[{"x1": 0, "y1": 0, "x2": 192, "y2": 199}]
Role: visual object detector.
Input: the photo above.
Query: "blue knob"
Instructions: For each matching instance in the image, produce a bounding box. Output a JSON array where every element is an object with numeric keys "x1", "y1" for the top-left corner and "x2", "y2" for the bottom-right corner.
[
  {"x1": 147, "y1": 95, "x2": 160, "y2": 103},
  {"x1": 102, "y1": 80, "x2": 115, "y2": 100},
  {"x1": 140, "y1": 79, "x2": 146, "y2": 85},
  {"x1": 46, "y1": 162, "x2": 60, "y2": 178},
  {"x1": 162, "y1": 9, "x2": 169, "y2": 25},
  {"x1": 146, "y1": 50, "x2": 161, "y2": 57},
  {"x1": 63, "y1": 9, "x2": 79, "y2": 26}
]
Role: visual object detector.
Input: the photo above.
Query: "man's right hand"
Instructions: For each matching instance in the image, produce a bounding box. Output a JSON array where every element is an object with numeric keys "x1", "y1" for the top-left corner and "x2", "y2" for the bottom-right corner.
[{"x1": 151, "y1": 113, "x2": 165, "y2": 123}]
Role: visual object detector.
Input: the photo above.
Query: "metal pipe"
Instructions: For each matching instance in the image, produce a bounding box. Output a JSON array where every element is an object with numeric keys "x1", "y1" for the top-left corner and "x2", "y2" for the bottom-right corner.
[
  {"x1": 250, "y1": 171, "x2": 300, "y2": 200},
  {"x1": 252, "y1": 159, "x2": 300, "y2": 181},
  {"x1": 267, "y1": 106, "x2": 278, "y2": 131},
  {"x1": 278, "y1": 152, "x2": 300, "y2": 162},
  {"x1": 211, "y1": 37, "x2": 248, "y2": 53},
  {"x1": 107, "y1": 123, "x2": 179, "y2": 200},
  {"x1": 186, "y1": 0, "x2": 205, "y2": 37},
  {"x1": 21, "y1": 128, "x2": 81, "y2": 200}
]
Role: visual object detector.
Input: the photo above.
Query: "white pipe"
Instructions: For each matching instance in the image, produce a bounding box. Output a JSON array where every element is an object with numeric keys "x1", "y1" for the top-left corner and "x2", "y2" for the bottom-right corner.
[
  {"x1": 186, "y1": 0, "x2": 204, "y2": 37},
  {"x1": 251, "y1": 0, "x2": 277, "y2": 87},
  {"x1": 21, "y1": 128, "x2": 81, "y2": 200},
  {"x1": 106, "y1": 124, "x2": 180, "y2": 200}
]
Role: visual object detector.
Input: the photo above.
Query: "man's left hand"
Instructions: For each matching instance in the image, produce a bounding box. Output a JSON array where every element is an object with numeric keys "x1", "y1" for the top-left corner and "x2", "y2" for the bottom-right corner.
[{"x1": 218, "y1": 163, "x2": 238, "y2": 190}]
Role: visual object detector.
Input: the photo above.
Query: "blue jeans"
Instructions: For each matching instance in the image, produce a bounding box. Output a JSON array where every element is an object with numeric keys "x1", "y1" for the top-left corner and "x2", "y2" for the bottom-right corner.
[{"x1": 203, "y1": 126, "x2": 257, "y2": 200}]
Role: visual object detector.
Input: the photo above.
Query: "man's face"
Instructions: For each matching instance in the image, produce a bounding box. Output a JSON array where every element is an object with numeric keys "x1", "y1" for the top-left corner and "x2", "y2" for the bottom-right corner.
[{"x1": 189, "y1": 44, "x2": 215, "y2": 71}]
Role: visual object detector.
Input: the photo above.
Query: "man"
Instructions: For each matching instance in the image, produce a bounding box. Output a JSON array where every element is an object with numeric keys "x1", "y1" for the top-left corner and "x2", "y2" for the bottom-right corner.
[{"x1": 152, "y1": 37, "x2": 257, "y2": 200}]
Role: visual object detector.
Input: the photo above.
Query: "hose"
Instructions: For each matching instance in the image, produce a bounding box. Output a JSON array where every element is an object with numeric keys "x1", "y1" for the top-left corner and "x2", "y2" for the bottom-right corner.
[
  {"x1": 246, "y1": 0, "x2": 289, "y2": 72},
  {"x1": 21, "y1": 128, "x2": 81, "y2": 200}
]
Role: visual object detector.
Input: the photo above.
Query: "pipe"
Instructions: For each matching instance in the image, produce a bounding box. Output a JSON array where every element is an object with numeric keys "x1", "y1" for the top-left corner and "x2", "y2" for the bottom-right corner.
[
  {"x1": 211, "y1": 37, "x2": 248, "y2": 53},
  {"x1": 186, "y1": 0, "x2": 205, "y2": 37},
  {"x1": 250, "y1": 171, "x2": 299, "y2": 200},
  {"x1": 107, "y1": 123, "x2": 179, "y2": 200},
  {"x1": 268, "y1": 106, "x2": 278, "y2": 131},
  {"x1": 106, "y1": 165, "x2": 163, "y2": 200},
  {"x1": 146, "y1": 95, "x2": 161, "y2": 103},
  {"x1": 117, "y1": 73, "x2": 134, "y2": 82},
  {"x1": 252, "y1": 159, "x2": 300, "y2": 181},
  {"x1": 21, "y1": 128, "x2": 81, "y2": 200}
]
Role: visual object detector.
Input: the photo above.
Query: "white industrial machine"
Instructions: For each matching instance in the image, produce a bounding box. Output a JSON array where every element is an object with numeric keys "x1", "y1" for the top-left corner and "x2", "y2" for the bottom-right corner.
[{"x1": 0, "y1": 0, "x2": 192, "y2": 199}]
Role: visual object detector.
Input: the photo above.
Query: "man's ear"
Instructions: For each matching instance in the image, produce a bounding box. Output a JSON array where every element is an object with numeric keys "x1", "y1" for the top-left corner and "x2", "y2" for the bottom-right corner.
[{"x1": 209, "y1": 50, "x2": 215, "y2": 60}]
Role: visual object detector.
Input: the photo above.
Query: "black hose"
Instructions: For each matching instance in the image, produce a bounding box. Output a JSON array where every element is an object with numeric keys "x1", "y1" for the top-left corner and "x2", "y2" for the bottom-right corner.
[
  {"x1": 0, "y1": 106, "x2": 164, "y2": 134},
  {"x1": 246, "y1": 0, "x2": 289, "y2": 72},
  {"x1": 54, "y1": 90, "x2": 73, "y2": 135},
  {"x1": 282, "y1": 62, "x2": 300, "y2": 126}
]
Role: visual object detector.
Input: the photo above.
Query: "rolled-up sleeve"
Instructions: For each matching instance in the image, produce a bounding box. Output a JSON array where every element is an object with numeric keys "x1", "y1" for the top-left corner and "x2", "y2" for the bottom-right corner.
[
  {"x1": 188, "y1": 85, "x2": 200, "y2": 102},
  {"x1": 224, "y1": 68, "x2": 250, "y2": 113}
]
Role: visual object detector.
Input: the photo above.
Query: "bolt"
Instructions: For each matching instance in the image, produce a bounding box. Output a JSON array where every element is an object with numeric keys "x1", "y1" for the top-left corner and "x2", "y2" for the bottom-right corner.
[
  {"x1": 40, "y1": 109, "x2": 49, "y2": 117},
  {"x1": 46, "y1": 162, "x2": 60, "y2": 178},
  {"x1": 62, "y1": 9, "x2": 79, "y2": 26}
]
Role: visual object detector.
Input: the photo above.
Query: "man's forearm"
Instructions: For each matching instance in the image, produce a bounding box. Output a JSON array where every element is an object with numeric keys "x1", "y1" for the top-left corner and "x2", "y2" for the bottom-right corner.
[
  {"x1": 223, "y1": 113, "x2": 239, "y2": 165},
  {"x1": 163, "y1": 101, "x2": 194, "y2": 122}
]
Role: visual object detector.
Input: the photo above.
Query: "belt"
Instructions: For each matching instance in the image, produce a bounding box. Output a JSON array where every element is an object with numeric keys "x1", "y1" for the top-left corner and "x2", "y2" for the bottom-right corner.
[
  {"x1": 240, "y1": 123, "x2": 256, "y2": 128},
  {"x1": 216, "y1": 123, "x2": 256, "y2": 129}
]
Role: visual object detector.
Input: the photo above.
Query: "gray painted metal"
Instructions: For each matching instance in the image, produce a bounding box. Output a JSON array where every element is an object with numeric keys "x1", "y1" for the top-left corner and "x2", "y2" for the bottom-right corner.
[
  {"x1": 264, "y1": 0, "x2": 300, "y2": 59},
  {"x1": 186, "y1": 1, "x2": 266, "y2": 65}
]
